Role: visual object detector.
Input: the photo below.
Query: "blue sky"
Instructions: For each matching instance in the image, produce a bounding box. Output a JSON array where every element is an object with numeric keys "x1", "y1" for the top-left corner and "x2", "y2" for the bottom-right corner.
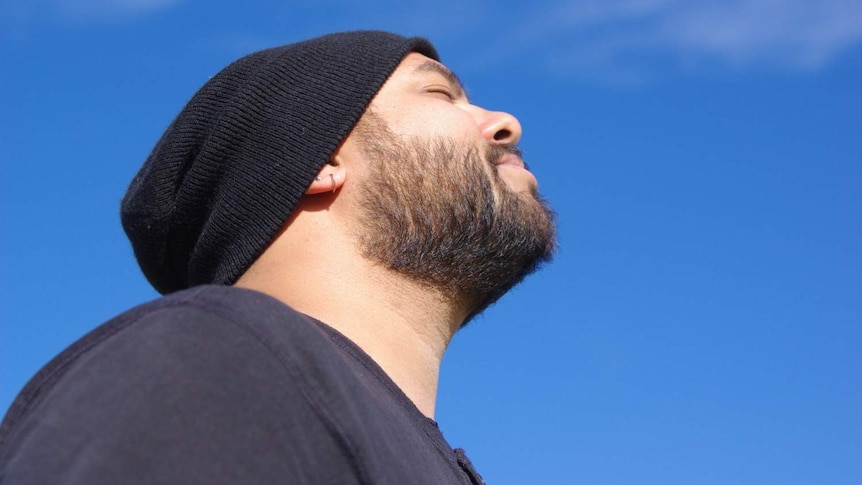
[{"x1": 1, "y1": 1, "x2": 860, "y2": 484}]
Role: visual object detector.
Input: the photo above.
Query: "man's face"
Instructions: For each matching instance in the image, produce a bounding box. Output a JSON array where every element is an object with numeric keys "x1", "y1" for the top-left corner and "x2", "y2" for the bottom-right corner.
[
  {"x1": 344, "y1": 54, "x2": 557, "y2": 322},
  {"x1": 356, "y1": 53, "x2": 541, "y2": 197}
]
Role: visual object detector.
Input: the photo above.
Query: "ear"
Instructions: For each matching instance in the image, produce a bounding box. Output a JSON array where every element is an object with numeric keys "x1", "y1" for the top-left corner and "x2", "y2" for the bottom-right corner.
[{"x1": 305, "y1": 162, "x2": 347, "y2": 195}]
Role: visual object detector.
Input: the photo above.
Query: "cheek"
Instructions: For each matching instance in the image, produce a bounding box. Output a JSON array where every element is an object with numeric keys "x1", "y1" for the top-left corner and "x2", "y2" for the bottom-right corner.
[{"x1": 383, "y1": 105, "x2": 482, "y2": 140}]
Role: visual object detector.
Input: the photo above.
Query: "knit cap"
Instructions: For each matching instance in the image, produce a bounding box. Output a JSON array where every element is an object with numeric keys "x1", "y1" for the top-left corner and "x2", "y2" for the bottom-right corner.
[{"x1": 121, "y1": 31, "x2": 438, "y2": 294}]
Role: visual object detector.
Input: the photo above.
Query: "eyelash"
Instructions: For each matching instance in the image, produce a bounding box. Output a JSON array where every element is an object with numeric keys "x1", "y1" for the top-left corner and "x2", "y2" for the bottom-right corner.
[{"x1": 427, "y1": 88, "x2": 455, "y2": 100}]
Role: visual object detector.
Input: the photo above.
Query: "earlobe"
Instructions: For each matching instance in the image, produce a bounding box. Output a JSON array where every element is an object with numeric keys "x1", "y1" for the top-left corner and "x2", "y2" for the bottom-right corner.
[{"x1": 305, "y1": 164, "x2": 346, "y2": 195}]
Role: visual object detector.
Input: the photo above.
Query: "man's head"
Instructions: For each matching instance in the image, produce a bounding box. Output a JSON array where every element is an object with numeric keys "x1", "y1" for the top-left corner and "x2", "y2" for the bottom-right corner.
[
  {"x1": 122, "y1": 32, "x2": 555, "y2": 315},
  {"x1": 121, "y1": 31, "x2": 437, "y2": 294}
]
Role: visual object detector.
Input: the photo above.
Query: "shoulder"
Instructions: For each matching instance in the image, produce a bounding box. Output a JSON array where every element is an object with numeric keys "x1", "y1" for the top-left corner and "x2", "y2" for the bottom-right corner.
[
  {"x1": 0, "y1": 286, "x2": 365, "y2": 484},
  {"x1": 4, "y1": 286, "x2": 328, "y2": 422},
  {"x1": 3, "y1": 286, "x2": 344, "y2": 430}
]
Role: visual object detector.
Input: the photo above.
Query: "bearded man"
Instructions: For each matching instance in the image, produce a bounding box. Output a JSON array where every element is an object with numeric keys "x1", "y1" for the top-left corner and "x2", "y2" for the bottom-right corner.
[{"x1": 0, "y1": 31, "x2": 555, "y2": 484}]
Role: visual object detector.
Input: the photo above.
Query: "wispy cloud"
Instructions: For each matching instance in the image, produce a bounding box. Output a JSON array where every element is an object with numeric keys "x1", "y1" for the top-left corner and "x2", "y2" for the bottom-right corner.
[
  {"x1": 2, "y1": 0, "x2": 186, "y2": 32},
  {"x1": 55, "y1": 0, "x2": 188, "y2": 22},
  {"x1": 480, "y1": 0, "x2": 862, "y2": 85}
]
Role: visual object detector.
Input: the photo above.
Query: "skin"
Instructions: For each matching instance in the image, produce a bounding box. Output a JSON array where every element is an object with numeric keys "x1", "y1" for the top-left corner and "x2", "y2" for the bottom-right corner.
[
  {"x1": 337, "y1": 54, "x2": 538, "y2": 197},
  {"x1": 236, "y1": 53, "x2": 543, "y2": 418}
]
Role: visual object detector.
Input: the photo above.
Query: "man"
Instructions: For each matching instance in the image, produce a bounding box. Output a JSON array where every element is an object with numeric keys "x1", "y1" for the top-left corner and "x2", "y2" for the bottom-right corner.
[{"x1": 0, "y1": 31, "x2": 555, "y2": 484}]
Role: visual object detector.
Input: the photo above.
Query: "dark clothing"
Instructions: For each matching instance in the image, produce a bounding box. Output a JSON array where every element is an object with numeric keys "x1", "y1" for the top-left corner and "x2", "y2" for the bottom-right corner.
[{"x1": 0, "y1": 286, "x2": 485, "y2": 484}]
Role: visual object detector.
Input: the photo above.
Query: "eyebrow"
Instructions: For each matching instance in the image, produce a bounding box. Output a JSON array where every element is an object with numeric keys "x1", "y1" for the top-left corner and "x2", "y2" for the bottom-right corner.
[{"x1": 412, "y1": 60, "x2": 467, "y2": 99}]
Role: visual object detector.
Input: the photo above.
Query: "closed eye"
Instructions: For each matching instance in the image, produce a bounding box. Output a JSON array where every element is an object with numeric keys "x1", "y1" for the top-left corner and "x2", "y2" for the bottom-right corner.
[
  {"x1": 426, "y1": 85, "x2": 456, "y2": 101},
  {"x1": 413, "y1": 60, "x2": 467, "y2": 100}
]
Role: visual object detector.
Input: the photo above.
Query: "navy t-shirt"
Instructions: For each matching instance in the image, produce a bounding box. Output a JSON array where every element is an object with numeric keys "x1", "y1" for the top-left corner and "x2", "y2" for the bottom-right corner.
[{"x1": 0, "y1": 286, "x2": 485, "y2": 484}]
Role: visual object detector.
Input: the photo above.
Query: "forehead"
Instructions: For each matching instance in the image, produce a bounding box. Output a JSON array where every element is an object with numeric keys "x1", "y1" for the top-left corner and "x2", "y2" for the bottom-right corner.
[
  {"x1": 388, "y1": 53, "x2": 464, "y2": 89},
  {"x1": 396, "y1": 52, "x2": 445, "y2": 71}
]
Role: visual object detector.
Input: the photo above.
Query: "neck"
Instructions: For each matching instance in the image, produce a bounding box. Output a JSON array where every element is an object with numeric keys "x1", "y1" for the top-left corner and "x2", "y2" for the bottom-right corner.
[{"x1": 235, "y1": 210, "x2": 469, "y2": 418}]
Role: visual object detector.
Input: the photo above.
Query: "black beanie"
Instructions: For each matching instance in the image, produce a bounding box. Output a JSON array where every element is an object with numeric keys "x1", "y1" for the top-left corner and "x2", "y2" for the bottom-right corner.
[{"x1": 121, "y1": 31, "x2": 439, "y2": 294}]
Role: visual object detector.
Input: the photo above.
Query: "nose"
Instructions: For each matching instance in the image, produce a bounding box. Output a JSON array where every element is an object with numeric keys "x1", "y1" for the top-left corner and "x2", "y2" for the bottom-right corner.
[{"x1": 477, "y1": 109, "x2": 522, "y2": 145}]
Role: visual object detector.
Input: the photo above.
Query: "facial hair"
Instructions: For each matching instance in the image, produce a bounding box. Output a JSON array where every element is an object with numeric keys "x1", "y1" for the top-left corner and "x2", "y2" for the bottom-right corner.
[{"x1": 353, "y1": 113, "x2": 557, "y2": 324}]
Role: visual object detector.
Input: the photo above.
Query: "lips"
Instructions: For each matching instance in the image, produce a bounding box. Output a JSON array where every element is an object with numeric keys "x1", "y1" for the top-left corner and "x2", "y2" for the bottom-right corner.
[{"x1": 494, "y1": 153, "x2": 526, "y2": 169}]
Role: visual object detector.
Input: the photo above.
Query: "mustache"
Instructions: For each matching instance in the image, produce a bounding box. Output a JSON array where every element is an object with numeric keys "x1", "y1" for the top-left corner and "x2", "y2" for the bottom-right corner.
[{"x1": 486, "y1": 144, "x2": 529, "y2": 171}]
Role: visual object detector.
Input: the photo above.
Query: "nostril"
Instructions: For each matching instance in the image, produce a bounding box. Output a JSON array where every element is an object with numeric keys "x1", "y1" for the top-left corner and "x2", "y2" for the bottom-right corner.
[{"x1": 493, "y1": 129, "x2": 511, "y2": 141}]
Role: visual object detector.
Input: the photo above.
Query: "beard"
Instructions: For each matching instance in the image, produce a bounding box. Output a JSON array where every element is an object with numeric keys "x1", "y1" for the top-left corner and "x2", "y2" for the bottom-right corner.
[{"x1": 352, "y1": 112, "x2": 557, "y2": 324}]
